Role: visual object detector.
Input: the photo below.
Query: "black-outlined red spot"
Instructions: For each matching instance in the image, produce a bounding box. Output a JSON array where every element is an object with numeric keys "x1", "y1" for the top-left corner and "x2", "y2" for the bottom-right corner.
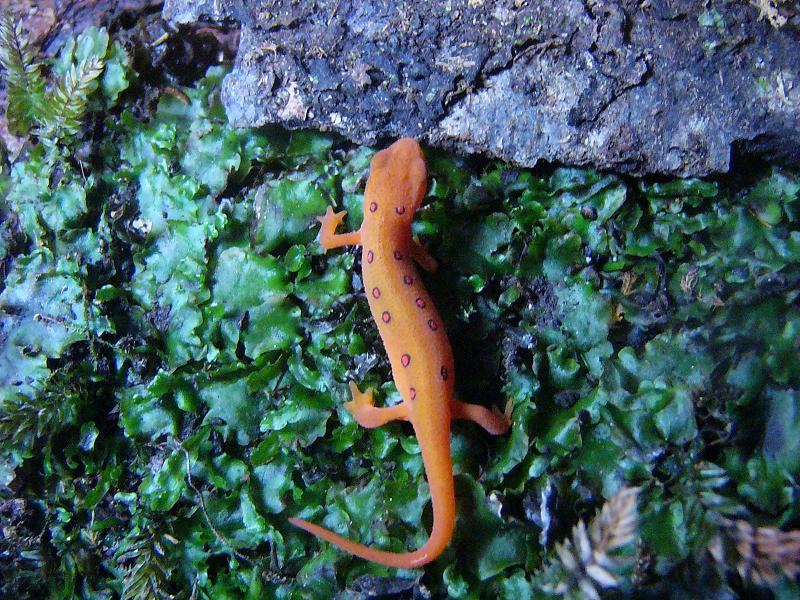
[
  {"x1": 366, "y1": 250, "x2": 374, "y2": 263},
  {"x1": 369, "y1": 201, "x2": 378, "y2": 213},
  {"x1": 393, "y1": 250, "x2": 403, "y2": 260},
  {"x1": 440, "y1": 365, "x2": 448, "y2": 381},
  {"x1": 415, "y1": 297, "x2": 426, "y2": 309},
  {"x1": 409, "y1": 387, "x2": 417, "y2": 400},
  {"x1": 371, "y1": 287, "x2": 381, "y2": 299},
  {"x1": 428, "y1": 319, "x2": 438, "y2": 331},
  {"x1": 401, "y1": 353, "x2": 411, "y2": 367},
  {"x1": 403, "y1": 275, "x2": 413, "y2": 285},
  {"x1": 396, "y1": 206, "x2": 406, "y2": 215},
  {"x1": 381, "y1": 311, "x2": 391, "y2": 323}
]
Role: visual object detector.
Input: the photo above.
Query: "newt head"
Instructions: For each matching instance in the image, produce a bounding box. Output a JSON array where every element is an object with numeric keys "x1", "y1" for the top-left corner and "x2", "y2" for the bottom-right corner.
[{"x1": 365, "y1": 137, "x2": 427, "y2": 224}]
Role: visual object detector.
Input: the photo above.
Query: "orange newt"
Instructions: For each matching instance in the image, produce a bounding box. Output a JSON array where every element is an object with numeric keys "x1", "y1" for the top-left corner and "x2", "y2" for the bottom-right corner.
[{"x1": 288, "y1": 138, "x2": 511, "y2": 569}]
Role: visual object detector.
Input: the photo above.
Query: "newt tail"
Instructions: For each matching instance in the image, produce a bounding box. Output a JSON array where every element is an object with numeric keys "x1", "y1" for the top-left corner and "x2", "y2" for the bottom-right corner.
[{"x1": 289, "y1": 425, "x2": 454, "y2": 568}]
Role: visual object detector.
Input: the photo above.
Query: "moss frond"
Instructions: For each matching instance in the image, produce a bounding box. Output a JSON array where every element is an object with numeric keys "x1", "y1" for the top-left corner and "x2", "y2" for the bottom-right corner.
[
  {"x1": 34, "y1": 56, "x2": 105, "y2": 154},
  {"x1": 0, "y1": 11, "x2": 106, "y2": 153},
  {"x1": 544, "y1": 487, "x2": 641, "y2": 600},
  {"x1": 0, "y1": 10, "x2": 46, "y2": 134},
  {"x1": 710, "y1": 518, "x2": 800, "y2": 587},
  {"x1": 117, "y1": 528, "x2": 177, "y2": 600}
]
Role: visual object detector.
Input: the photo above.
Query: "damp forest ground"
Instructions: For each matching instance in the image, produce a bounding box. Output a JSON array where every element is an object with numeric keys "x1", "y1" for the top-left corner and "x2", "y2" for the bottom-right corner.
[{"x1": 1, "y1": 25, "x2": 799, "y2": 600}]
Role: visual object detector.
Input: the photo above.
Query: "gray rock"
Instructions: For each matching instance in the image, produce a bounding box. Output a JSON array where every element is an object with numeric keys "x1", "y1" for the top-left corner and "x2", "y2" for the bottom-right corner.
[{"x1": 163, "y1": 0, "x2": 800, "y2": 177}]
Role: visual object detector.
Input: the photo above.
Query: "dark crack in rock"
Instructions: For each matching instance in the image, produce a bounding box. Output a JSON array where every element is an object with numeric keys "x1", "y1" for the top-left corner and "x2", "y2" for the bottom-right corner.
[{"x1": 163, "y1": 0, "x2": 800, "y2": 177}]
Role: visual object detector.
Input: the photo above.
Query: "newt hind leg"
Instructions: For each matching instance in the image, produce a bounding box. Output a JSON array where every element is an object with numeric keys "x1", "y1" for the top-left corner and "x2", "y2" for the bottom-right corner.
[
  {"x1": 345, "y1": 382, "x2": 409, "y2": 428},
  {"x1": 409, "y1": 238, "x2": 438, "y2": 272},
  {"x1": 451, "y1": 397, "x2": 512, "y2": 435}
]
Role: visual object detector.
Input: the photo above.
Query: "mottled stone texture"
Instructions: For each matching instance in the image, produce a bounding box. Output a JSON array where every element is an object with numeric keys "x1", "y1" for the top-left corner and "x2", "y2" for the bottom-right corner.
[{"x1": 164, "y1": 0, "x2": 800, "y2": 176}]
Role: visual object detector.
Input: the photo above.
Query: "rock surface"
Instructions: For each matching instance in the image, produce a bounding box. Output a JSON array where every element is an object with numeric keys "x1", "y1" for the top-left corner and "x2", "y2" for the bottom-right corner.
[{"x1": 163, "y1": 0, "x2": 800, "y2": 177}]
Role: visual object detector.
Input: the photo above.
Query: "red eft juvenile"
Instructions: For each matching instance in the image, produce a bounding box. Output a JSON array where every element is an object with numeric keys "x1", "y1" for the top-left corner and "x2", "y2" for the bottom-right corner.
[{"x1": 288, "y1": 138, "x2": 511, "y2": 568}]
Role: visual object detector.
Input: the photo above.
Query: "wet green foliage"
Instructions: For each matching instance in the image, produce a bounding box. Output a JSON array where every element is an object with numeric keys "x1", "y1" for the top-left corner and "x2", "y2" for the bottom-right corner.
[{"x1": 1, "y1": 26, "x2": 799, "y2": 600}]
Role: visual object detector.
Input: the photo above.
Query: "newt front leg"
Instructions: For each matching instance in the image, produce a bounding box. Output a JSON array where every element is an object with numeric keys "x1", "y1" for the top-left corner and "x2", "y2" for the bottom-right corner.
[{"x1": 318, "y1": 207, "x2": 362, "y2": 249}]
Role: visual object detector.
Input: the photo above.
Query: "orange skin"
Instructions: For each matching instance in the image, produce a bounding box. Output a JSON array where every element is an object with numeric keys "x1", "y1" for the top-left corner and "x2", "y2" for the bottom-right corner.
[{"x1": 289, "y1": 138, "x2": 511, "y2": 568}]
